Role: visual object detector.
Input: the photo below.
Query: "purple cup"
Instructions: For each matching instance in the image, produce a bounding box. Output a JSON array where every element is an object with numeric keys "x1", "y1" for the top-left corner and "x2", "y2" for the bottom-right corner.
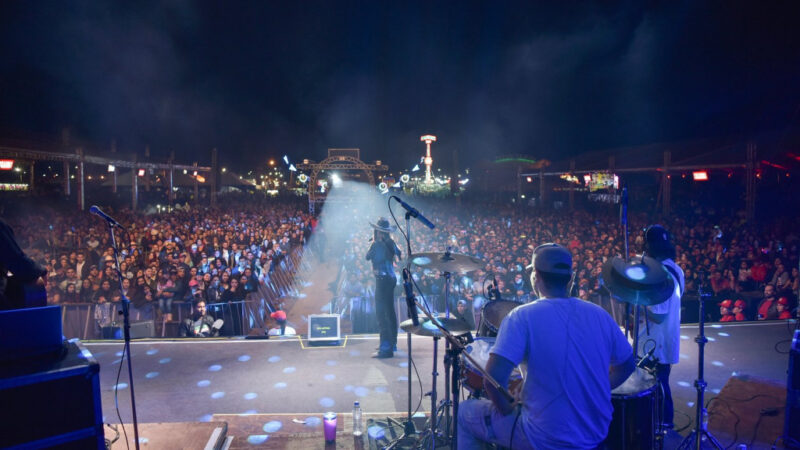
[{"x1": 323, "y1": 412, "x2": 337, "y2": 441}]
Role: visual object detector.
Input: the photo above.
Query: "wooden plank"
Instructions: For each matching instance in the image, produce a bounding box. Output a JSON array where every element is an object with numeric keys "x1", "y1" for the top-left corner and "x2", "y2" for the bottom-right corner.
[
  {"x1": 110, "y1": 422, "x2": 227, "y2": 450},
  {"x1": 214, "y1": 413, "x2": 419, "y2": 450}
]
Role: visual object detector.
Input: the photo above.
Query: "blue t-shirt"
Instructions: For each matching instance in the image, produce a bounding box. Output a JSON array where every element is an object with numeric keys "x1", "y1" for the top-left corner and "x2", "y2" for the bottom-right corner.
[{"x1": 491, "y1": 297, "x2": 632, "y2": 449}]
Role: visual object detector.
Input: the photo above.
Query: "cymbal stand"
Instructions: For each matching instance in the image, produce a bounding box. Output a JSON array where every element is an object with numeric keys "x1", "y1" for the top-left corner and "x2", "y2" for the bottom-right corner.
[
  {"x1": 678, "y1": 282, "x2": 723, "y2": 450},
  {"x1": 441, "y1": 270, "x2": 452, "y2": 440},
  {"x1": 619, "y1": 185, "x2": 645, "y2": 355}
]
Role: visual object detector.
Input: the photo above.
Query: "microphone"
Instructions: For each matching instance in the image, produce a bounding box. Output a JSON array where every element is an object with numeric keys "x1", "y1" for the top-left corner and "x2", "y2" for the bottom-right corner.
[
  {"x1": 402, "y1": 269, "x2": 420, "y2": 326},
  {"x1": 89, "y1": 205, "x2": 125, "y2": 229},
  {"x1": 392, "y1": 196, "x2": 435, "y2": 229},
  {"x1": 636, "y1": 346, "x2": 656, "y2": 369}
]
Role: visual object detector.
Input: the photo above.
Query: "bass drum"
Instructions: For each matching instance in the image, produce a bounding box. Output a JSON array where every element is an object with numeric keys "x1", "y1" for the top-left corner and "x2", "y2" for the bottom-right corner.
[
  {"x1": 605, "y1": 368, "x2": 659, "y2": 450},
  {"x1": 477, "y1": 300, "x2": 519, "y2": 337}
]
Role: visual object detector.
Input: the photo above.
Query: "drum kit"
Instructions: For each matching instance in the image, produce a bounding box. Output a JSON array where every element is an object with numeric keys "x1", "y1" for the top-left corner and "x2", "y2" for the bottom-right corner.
[
  {"x1": 379, "y1": 193, "x2": 682, "y2": 449},
  {"x1": 384, "y1": 249, "x2": 518, "y2": 449},
  {"x1": 381, "y1": 247, "x2": 681, "y2": 449}
]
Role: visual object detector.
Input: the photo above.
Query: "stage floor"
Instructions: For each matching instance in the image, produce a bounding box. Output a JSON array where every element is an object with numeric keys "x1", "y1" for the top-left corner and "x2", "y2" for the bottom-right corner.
[{"x1": 85, "y1": 320, "x2": 797, "y2": 448}]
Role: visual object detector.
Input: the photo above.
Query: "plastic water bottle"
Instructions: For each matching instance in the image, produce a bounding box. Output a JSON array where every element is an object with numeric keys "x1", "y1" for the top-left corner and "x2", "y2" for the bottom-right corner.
[{"x1": 352, "y1": 401, "x2": 363, "y2": 436}]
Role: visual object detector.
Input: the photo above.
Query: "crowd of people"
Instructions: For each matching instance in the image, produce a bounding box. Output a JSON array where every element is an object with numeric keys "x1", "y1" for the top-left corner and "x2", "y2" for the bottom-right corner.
[
  {"x1": 2, "y1": 191, "x2": 799, "y2": 338},
  {"x1": 332, "y1": 198, "x2": 800, "y2": 326},
  {"x1": 2, "y1": 195, "x2": 312, "y2": 334}
]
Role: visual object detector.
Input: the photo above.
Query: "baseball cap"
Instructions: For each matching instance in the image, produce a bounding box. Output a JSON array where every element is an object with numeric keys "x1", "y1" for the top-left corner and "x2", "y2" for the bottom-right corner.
[
  {"x1": 718, "y1": 299, "x2": 733, "y2": 308},
  {"x1": 526, "y1": 243, "x2": 572, "y2": 275},
  {"x1": 778, "y1": 297, "x2": 789, "y2": 305},
  {"x1": 645, "y1": 224, "x2": 673, "y2": 251},
  {"x1": 734, "y1": 299, "x2": 747, "y2": 309}
]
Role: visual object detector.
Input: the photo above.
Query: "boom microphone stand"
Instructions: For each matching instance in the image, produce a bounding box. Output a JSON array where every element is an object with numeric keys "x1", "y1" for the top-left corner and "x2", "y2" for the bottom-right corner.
[
  {"x1": 677, "y1": 276, "x2": 723, "y2": 450},
  {"x1": 385, "y1": 209, "x2": 420, "y2": 449},
  {"x1": 93, "y1": 207, "x2": 140, "y2": 449}
]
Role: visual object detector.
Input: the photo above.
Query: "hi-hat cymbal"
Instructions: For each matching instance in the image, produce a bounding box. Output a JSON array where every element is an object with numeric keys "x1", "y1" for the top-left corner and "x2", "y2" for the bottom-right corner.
[
  {"x1": 601, "y1": 256, "x2": 675, "y2": 306},
  {"x1": 400, "y1": 314, "x2": 472, "y2": 337},
  {"x1": 409, "y1": 252, "x2": 485, "y2": 274}
]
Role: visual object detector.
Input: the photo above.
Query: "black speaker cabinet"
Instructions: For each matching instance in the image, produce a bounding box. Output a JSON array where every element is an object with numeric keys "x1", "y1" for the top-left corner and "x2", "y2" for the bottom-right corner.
[{"x1": 0, "y1": 340, "x2": 104, "y2": 449}]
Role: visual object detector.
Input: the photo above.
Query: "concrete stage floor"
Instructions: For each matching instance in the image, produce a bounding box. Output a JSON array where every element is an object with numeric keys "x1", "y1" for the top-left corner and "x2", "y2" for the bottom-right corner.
[{"x1": 86, "y1": 320, "x2": 797, "y2": 448}]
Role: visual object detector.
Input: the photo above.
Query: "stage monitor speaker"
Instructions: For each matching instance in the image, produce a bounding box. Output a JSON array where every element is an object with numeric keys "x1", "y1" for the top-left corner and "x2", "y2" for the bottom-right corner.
[
  {"x1": 308, "y1": 314, "x2": 340, "y2": 345},
  {"x1": 102, "y1": 320, "x2": 155, "y2": 339},
  {"x1": 0, "y1": 340, "x2": 104, "y2": 449}
]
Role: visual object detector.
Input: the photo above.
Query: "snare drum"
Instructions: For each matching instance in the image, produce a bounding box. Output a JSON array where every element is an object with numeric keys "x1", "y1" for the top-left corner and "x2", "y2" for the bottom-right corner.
[
  {"x1": 477, "y1": 300, "x2": 519, "y2": 337},
  {"x1": 460, "y1": 337, "x2": 523, "y2": 399},
  {"x1": 605, "y1": 368, "x2": 659, "y2": 450}
]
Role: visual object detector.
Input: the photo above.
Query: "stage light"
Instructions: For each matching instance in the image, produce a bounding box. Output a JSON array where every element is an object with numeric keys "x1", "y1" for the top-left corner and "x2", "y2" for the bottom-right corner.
[
  {"x1": 138, "y1": 169, "x2": 145, "y2": 177},
  {"x1": 400, "y1": 174, "x2": 410, "y2": 183},
  {"x1": 412, "y1": 165, "x2": 420, "y2": 172},
  {"x1": 692, "y1": 171, "x2": 708, "y2": 181},
  {"x1": 196, "y1": 175, "x2": 206, "y2": 183},
  {"x1": 183, "y1": 169, "x2": 188, "y2": 174},
  {"x1": 298, "y1": 174, "x2": 308, "y2": 183},
  {"x1": 330, "y1": 173, "x2": 341, "y2": 187},
  {"x1": 283, "y1": 155, "x2": 289, "y2": 165},
  {"x1": 107, "y1": 164, "x2": 115, "y2": 172},
  {"x1": 526, "y1": 176, "x2": 532, "y2": 183},
  {"x1": 289, "y1": 164, "x2": 297, "y2": 172}
]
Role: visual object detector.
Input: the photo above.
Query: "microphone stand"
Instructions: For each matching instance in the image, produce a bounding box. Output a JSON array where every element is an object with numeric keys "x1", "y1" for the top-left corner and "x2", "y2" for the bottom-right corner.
[
  {"x1": 386, "y1": 211, "x2": 419, "y2": 449},
  {"x1": 677, "y1": 278, "x2": 723, "y2": 450},
  {"x1": 104, "y1": 221, "x2": 141, "y2": 449}
]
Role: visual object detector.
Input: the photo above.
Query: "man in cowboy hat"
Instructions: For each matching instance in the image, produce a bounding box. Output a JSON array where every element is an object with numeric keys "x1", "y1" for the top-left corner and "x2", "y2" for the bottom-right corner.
[{"x1": 366, "y1": 217, "x2": 402, "y2": 358}]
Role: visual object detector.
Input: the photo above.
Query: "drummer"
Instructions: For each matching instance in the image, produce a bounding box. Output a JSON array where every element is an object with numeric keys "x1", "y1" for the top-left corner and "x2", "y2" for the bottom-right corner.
[{"x1": 457, "y1": 243, "x2": 635, "y2": 449}]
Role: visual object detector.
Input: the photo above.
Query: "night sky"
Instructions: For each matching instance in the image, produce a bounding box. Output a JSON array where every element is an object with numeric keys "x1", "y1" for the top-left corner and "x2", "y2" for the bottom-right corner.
[{"x1": 1, "y1": 1, "x2": 799, "y2": 172}]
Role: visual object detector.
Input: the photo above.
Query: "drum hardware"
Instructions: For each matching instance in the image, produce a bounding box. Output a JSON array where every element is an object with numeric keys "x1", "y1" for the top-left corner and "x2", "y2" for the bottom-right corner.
[
  {"x1": 677, "y1": 280, "x2": 724, "y2": 450},
  {"x1": 409, "y1": 301, "x2": 514, "y2": 449},
  {"x1": 385, "y1": 215, "x2": 492, "y2": 449},
  {"x1": 399, "y1": 315, "x2": 472, "y2": 337},
  {"x1": 408, "y1": 251, "x2": 484, "y2": 274}
]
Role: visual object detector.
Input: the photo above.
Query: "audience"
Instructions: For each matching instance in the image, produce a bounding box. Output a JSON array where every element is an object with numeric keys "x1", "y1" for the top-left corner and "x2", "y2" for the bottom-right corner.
[{"x1": 3, "y1": 190, "x2": 798, "y2": 336}]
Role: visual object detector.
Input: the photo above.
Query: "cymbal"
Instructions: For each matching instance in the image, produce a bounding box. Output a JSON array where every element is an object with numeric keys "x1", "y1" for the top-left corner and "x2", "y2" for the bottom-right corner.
[
  {"x1": 400, "y1": 314, "x2": 472, "y2": 337},
  {"x1": 409, "y1": 252, "x2": 485, "y2": 274},
  {"x1": 601, "y1": 256, "x2": 675, "y2": 306}
]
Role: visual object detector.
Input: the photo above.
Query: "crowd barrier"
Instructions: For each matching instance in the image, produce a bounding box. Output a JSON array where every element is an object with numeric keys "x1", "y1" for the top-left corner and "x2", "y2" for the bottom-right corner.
[{"x1": 58, "y1": 246, "x2": 316, "y2": 339}]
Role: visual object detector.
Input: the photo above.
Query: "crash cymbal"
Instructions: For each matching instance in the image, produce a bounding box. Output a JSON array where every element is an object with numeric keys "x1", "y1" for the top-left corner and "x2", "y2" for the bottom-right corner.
[
  {"x1": 400, "y1": 314, "x2": 472, "y2": 337},
  {"x1": 409, "y1": 252, "x2": 485, "y2": 274},
  {"x1": 601, "y1": 255, "x2": 675, "y2": 306}
]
